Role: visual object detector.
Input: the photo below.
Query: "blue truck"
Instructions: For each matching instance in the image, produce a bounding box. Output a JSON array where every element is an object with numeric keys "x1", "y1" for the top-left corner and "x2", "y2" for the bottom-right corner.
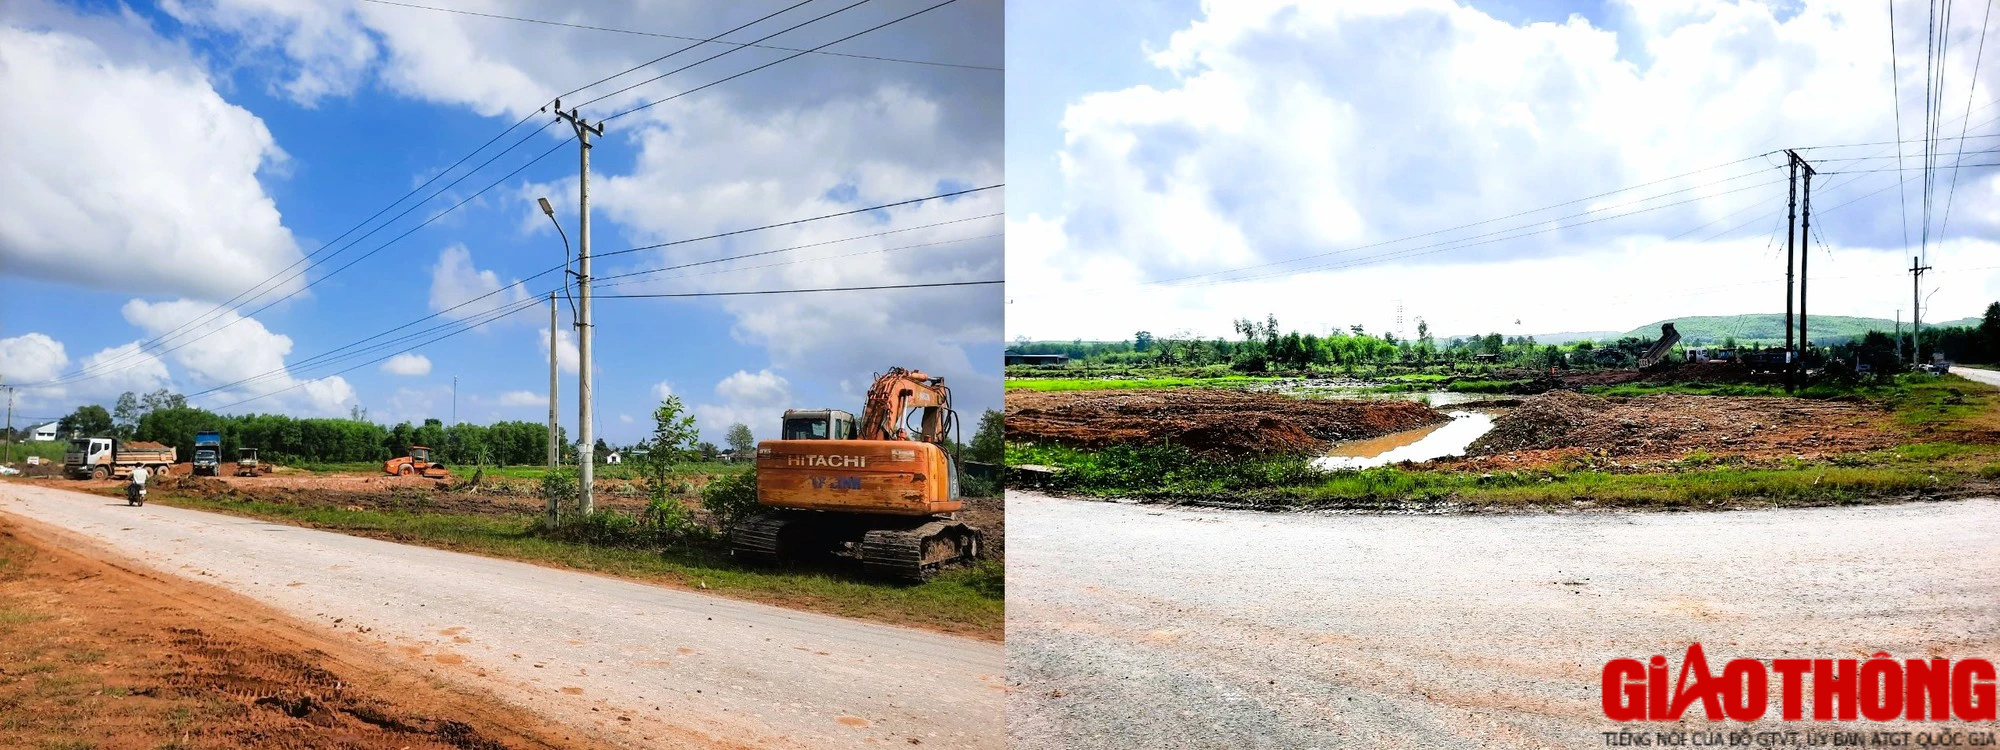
[{"x1": 193, "y1": 430, "x2": 221, "y2": 476}]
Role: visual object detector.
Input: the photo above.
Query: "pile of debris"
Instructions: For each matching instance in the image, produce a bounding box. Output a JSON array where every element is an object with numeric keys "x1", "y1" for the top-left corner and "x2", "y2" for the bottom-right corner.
[
  {"x1": 1006, "y1": 389, "x2": 1447, "y2": 456},
  {"x1": 1469, "y1": 390, "x2": 1894, "y2": 460}
]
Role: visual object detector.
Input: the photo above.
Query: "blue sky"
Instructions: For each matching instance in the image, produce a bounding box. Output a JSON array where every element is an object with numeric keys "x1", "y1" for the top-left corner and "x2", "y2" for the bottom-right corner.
[
  {"x1": 0, "y1": 0, "x2": 1003, "y2": 444},
  {"x1": 1006, "y1": 0, "x2": 2000, "y2": 342}
]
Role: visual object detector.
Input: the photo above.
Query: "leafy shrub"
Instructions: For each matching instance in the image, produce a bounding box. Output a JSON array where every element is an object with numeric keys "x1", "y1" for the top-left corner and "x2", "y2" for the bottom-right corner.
[{"x1": 701, "y1": 468, "x2": 761, "y2": 530}]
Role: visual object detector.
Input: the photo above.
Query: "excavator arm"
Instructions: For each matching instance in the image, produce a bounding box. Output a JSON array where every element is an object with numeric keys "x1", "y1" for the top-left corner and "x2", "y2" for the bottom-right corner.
[{"x1": 858, "y1": 367, "x2": 955, "y2": 444}]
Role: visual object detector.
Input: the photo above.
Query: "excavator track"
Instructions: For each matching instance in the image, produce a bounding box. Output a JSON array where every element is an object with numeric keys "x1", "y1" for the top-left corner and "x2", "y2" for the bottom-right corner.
[
  {"x1": 860, "y1": 520, "x2": 981, "y2": 582},
  {"x1": 730, "y1": 513, "x2": 793, "y2": 565}
]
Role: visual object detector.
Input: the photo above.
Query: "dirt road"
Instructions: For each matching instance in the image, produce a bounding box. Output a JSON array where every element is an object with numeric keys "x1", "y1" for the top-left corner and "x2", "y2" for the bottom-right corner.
[
  {"x1": 0, "y1": 482, "x2": 1003, "y2": 749},
  {"x1": 1955, "y1": 366, "x2": 2000, "y2": 388},
  {"x1": 1006, "y1": 491, "x2": 2000, "y2": 748}
]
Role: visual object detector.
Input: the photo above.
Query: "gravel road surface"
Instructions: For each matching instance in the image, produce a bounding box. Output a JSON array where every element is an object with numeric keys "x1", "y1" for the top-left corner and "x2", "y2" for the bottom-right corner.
[
  {"x1": 0, "y1": 482, "x2": 1003, "y2": 749},
  {"x1": 1007, "y1": 491, "x2": 2000, "y2": 749}
]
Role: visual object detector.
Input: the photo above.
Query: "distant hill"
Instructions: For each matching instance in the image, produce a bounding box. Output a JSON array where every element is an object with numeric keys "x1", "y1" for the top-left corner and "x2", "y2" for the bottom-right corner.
[{"x1": 1615, "y1": 314, "x2": 1982, "y2": 344}]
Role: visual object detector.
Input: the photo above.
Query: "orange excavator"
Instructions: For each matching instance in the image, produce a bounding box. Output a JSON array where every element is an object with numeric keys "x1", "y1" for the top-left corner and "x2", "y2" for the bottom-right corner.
[
  {"x1": 383, "y1": 445, "x2": 451, "y2": 478},
  {"x1": 731, "y1": 367, "x2": 982, "y2": 580}
]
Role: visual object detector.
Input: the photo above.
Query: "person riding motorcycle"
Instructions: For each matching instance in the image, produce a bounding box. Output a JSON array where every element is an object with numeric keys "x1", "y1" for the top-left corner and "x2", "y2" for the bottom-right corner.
[{"x1": 126, "y1": 465, "x2": 150, "y2": 507}]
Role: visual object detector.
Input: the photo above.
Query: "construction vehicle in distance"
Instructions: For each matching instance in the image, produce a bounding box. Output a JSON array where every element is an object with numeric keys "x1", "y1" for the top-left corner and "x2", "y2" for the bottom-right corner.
[
  {"x1": 384, "y1": 445, "x2": 450, "y2": 478},
  {"x1": 65, "y1": 438, "x2": 176, "y2": 480},
  {"x1": 732, "y1": 367, "x2": 981, "y2": 581},
  {"x1": 192, "y1": 430, "x2": 222, "y2": 476},
  {"x1": 235, "y1": 448, "x2": 271, "y2": 477},
  {"x1": 1637, "y1": 322, "x2": 1682, "y2": 369}
]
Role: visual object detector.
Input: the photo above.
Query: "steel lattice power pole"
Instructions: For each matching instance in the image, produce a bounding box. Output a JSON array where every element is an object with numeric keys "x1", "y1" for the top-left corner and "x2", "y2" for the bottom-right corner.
[
  {"x1": 1784, "y1": 151, "x2": 1799, "y2": 392},
  {"x1": 1798, "y1": 155, "x2": 1814, "y2": 376},
  {"x1": 554, "y1": 100, "x2": 604, "y2": 516}
]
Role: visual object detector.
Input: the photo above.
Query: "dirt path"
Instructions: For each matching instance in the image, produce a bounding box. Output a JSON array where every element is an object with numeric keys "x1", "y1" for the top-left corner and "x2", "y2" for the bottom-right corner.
[
  {"x1": 0, "y1": 513, "x2": 585, "y2": 749},
  {"x1": 1006, "y1": 491, "x2": 2000, "y2": 748},
  {"x1": 0, "y1": 481, "x2": 1004, "y2": 749}
]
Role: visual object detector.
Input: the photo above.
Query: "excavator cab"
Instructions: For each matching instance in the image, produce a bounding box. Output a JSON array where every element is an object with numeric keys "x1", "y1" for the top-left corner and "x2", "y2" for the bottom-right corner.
[{"x1": 779, "y1": 409, "x2": 857, "y2": 440}]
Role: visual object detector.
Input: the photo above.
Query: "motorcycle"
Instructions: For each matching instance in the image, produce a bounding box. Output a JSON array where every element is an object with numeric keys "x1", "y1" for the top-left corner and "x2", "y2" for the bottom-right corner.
[{"x1": 126, "y1": 482, "x2": 146, "y2": 507}]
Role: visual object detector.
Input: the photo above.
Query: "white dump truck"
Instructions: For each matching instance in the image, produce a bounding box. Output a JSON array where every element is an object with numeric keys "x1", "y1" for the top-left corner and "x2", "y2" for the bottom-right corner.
[{"x1": 65, "y1": 438, "x2": 176, "y2": 480}]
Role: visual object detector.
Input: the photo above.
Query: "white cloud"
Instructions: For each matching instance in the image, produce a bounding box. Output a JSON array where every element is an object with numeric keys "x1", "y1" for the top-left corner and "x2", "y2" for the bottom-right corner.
[
  {"x1": 117, "y1": 0, "x2": 1003, "y2": 421},
  {"x1": 0, "y1": 6, "x2": 304, "y2": 301},
  {"x1": 618, "y1": 413, "x2": 634, "y2": 424},
  {"x1": 694, "y1": 369, "x2": 793, "y2": 441},
  {"x1": 538, "y1": 325, "x2": 579, "y2": 375},
  {"x1": 429, "y1": 244, "x2": 530, "y2": 323},
  {"x1": 495, "y1": 390, "x2": 543, "y2": 407},
  {"x1": 74, "y1": 343, "x2": 172, "y2": 400},
  {"x1": 1009, "y1": 0, "x2": 2000, "y2": 340},
  {"x1": 650, "y1": 380, "x2": 674, "y2": 402},
  {"x1": 121, "y1": 298, "x2": 352, "y2": 415},
  {"x1": 380, "y1": 352, "x2": 432, "y2": 376},
  {"x1": 0, "y1": 333, "x2": 68, "y2": 385}
]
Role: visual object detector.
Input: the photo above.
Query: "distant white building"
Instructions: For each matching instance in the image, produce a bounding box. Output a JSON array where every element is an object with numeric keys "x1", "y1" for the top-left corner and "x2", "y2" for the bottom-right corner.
[
  {"x1": 27, "y1": 422, "x2": 58, "y2": 442},
  {"x1": 603, "y1": 451, "x2": 623, "y2": 465}
]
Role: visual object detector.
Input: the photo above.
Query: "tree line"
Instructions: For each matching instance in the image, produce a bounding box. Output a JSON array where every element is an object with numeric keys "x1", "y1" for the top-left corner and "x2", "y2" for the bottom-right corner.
[{"x1": 1010, "y1": 302, "x2": 2000, "y2": 374}]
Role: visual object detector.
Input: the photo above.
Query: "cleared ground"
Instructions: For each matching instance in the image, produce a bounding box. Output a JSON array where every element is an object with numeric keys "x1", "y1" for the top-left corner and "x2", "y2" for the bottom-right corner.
[
  {"x1": 1006, "y1": 388, "x2": 1445, "y2": 455},
  {"x1": 0, "y1": 482, "x2": 1004, "y2": 749},
  {"x1": 1006, "y1": 491, "x2": 2000, "y2": 748}
]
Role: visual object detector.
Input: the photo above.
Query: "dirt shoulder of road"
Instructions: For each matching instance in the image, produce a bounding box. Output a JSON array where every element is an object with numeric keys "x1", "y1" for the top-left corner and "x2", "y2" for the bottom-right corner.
[{"x1": 0, "y1": 513, "x2": 598, "y2": 750}]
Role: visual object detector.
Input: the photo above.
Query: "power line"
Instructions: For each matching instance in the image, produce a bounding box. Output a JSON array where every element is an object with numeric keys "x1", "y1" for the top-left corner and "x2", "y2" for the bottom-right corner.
[
  {"x1": 211, "y1": 279, "x2": 998, "y2": 412},
  {"x1": 30, "y1": 0, "x2": 881, "y2": 389},
  {"x1": 1891, "y1": 0, "x2": 1913, "y2": 257},
  {"x1": 595, "y1": 279, "x2": 1000, "y2": 299},
  {"x1": 601, "y1": 0, "x2": 968, "y2": 121},
  {"x1": 1173, "y1": 171, "x2": 1785, "y2": 289},
  {"x1": 356, "y1": 0, "x2": 999, "y2": 71},
  {"x1": 26, "y1": 3, "x2": 910, "y2": 390},
  {"x1": 1938, "y1": 0, "x2": 1995, "y2": 245},
  {"x1": 169, "y1": 189, "x2": 1001, "y2": 403}
]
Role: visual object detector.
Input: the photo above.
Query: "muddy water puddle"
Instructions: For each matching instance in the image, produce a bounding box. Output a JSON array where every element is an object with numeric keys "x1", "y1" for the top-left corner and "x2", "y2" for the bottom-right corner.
[{"x1": 1311, "y1": 410, "x2": 1495, "y2": 470}]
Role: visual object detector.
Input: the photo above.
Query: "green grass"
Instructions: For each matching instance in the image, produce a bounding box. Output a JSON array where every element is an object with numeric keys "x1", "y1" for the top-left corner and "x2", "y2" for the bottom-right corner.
[
  {"x1": 0, "y1": 441, "x2": 67, "y2": 465},
  {"x1": 287, "y1": 461, "x2": 750, "y2": 481},
  {"x1": 1005, "y1": 375, "x2": 1281, "y2": 392},
  {"x1": 141, "y1": 493, "x2": 1001, "y2": 639}
]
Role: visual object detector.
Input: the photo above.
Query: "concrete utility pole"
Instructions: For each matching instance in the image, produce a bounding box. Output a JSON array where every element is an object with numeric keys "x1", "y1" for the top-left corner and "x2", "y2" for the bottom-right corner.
[
  {"x1": 3, "y1": 381, "x2": 12, "y2": 466},
  {"x1": 553, "y1": 99, "x2": 604, "y2": 516},
  {"x1": 1896, "y1": 309, "x2": 1904, "y2": 362},
  {"x1": 1798, "y1": 156, "x2": 1814, "y2": 374},
  {"x1": 1784, "y1": 151, "x2": 1799, "y2": 392},
  {"x1": 548, "y1": 292, "x2": 559, "y2": 473},
  {"x1": 1912, "y1": 256, "x2": 1933, "y2": 366}
]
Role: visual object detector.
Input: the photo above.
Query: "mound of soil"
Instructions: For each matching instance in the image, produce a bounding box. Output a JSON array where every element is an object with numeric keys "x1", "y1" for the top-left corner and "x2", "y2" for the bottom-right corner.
[
  {"x1": 1468, "y1": 391, "x2": 1895, "y2": 461},
  {"x1": 1006, "y1": 389, "x2": 1448, "y2": 456}
]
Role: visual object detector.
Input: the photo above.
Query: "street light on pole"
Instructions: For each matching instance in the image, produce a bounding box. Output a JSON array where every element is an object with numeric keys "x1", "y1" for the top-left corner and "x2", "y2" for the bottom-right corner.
[{"x1": 537, "y1": 196, "x2": 569, "y2": 522}]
